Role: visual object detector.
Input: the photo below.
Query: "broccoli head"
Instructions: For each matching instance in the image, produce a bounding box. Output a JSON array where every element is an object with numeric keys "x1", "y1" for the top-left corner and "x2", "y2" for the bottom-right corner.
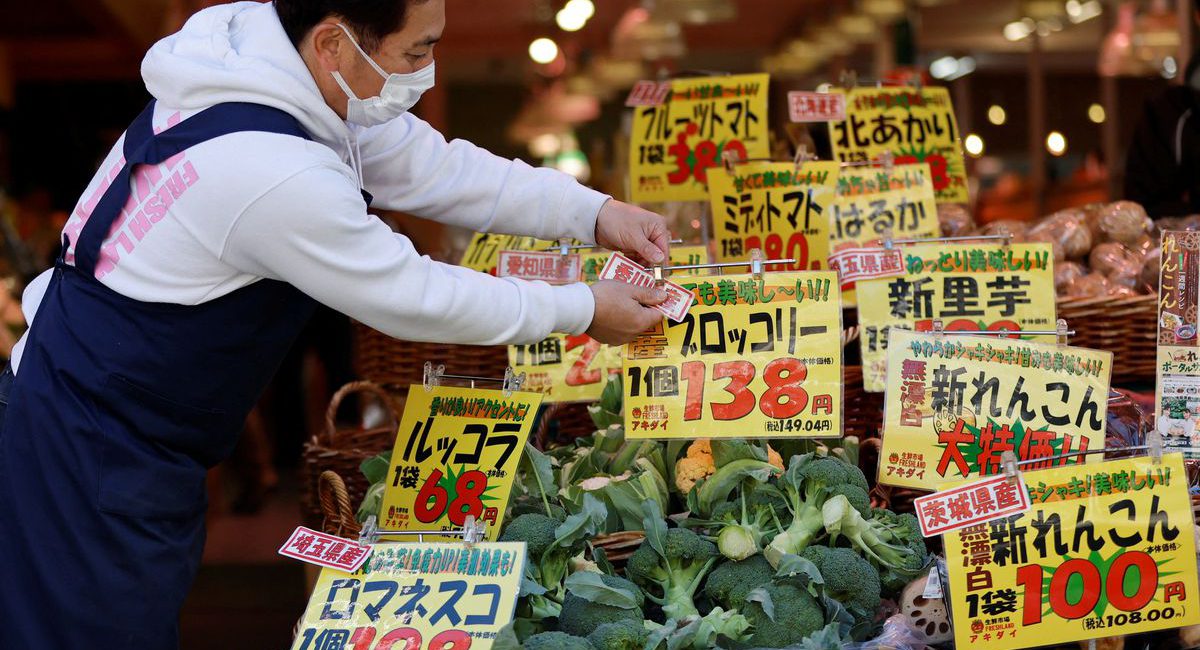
[
  {"x1": 523, "y1": 631, "x2": 592, "y2": 650},
  {"x1": 823, "y1": 496, "x2": 928, "y2": 594},
  {"x1": 800, "y1": 545, "x2": 881, "y2": 625},
  {"x1": 499, "y1": 513, "x2": 559, "y2": 559},
  {"x1": 763, "y1": 455, "x2": 871, "y2": 567},
  {"x1": 625, "y1": 527, "x2": 719, "y2": 621},
  {"x1": 588, "y1": 619, "x2": 648, "y2": 650},
  {"x1": 704, "y1": 554, "x2": 775, "y2": 611},
  {"x1": 744, "y1": 582, "x2": 825, "y2": 648},
  {"x1": 558, "y1": 573, "x2": 644, "y2": 638}
]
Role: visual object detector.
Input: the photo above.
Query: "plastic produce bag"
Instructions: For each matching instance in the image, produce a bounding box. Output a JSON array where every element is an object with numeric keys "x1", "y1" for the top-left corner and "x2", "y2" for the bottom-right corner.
[{"x1": 1027, "y1": 209, "x2": 1093, "y2": 260}]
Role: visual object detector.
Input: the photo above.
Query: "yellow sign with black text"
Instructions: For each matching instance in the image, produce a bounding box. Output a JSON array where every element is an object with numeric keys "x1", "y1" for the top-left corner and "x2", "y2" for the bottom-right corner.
[
  {"x1": 292, "y1": 541, "x2": 525, "y2": 650},
  {"x1": 378, "y1": 385, "x2": 540, "y2": 540},
  {"x1": 459, "y1": 233, "x2": 556, "y2": 275},
  {"x1": 857, "y1": 242, "x2": 1057, "y2": 392},
  {"x1": 830, "y1": 164, "x2": 939, "y2": 306},
  {"x1": 624, "y1": 271, "x2": 842, "y2": 439},
  {"x1": 881, "y1": 329, "x2": 1111, "y2": 490},
  {"x1": 944, "y1": 454, "x2": 1199, "y2": 649},
  {"x1": 828, "y1": 86, "x2": 968, "y2": 203},
  {"x1": 707, "y1": 161, "x2": 840, "y2": 272},
  {"x1": 630, "y1": 73, "x2": 770, "y2": 203}
]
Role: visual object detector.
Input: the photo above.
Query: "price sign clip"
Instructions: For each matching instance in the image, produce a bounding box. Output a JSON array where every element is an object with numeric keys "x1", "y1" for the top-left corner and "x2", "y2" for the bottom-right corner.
[
  {"x1": 877, "y1": 150, "x2": 895, "y2": 174},
  {"x1": 794, "y1": 144, "x2": 818, "y2": 171},
  {"x1": 722, "y1": 148, "x2": 743, "y2": 175},
  {"x1": 1146, "y1": 428, "x2": 1164, "y2": 465},
  {"x1": 1056, "y1": 319, "x2": 1070, "y2": 346},
  {"x1": 1000, "y1": 450, "x2": 1021, "y2": 486},
  {"x1": 749, "y1": 247, "x2": 766, "y2": 280},
  {"x1": 357, "y1": 514, "x2": 488, "y2": 546},
  {"x1": 423, "y1": 361, "x2": 527, "y2": 397}
]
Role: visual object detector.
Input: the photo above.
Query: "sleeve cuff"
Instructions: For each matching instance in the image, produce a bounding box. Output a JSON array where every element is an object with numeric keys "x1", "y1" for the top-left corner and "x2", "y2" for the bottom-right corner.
[
  {"x1": 551, "y1": 282, "x2": 595, "y2": 335},
  {"x1": 558, "y1": 181, "x2": 610, "y2": 244}
]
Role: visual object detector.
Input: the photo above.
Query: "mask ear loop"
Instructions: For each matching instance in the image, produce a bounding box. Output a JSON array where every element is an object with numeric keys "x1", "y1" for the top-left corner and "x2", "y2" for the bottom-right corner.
[{"x1": 335, "y1": 23, "x2": 391, "y2": 80}]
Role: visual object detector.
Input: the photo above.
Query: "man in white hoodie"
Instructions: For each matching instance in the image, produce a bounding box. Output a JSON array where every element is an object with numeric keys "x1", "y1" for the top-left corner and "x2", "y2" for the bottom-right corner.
[{"x1": 0, "y1": 0, "x2": 673, "y2": 646}]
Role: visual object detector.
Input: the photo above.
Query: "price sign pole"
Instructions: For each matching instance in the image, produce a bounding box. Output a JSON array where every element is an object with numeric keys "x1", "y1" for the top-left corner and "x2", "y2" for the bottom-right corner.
[
  {"x1": 624, "y1": 251, "x2": 843, "y2": 440},
  {"x1": 375, "y1": 364, "x2": 541, "y2": 541}
]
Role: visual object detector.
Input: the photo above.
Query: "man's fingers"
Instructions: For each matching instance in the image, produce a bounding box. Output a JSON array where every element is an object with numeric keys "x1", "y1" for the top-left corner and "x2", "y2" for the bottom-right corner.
[
  {"x1": 640, "y1": 241, "x2": 666, "y2": 264},
  {"x1": 634, "y1": 286, "x2": 669, "y2": 306}
]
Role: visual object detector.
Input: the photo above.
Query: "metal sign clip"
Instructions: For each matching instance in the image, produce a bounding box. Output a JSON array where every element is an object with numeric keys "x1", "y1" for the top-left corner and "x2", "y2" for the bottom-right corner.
[
  {"x1": 722, "y1": 148, "x2": 743, "y2": 175},
  {"x1": 1056, "y1": 319, "x2": 1070, "y2": 346},
  {"x1": 749, "y1": 248, "x2": 766, "y2": 279},
  {"x1": 931, "y1": 319, "x2": 945, "y2": 337},
  {"x1": 502, "y1": 366, "x2": 526, "y2": 397},
  {"x1": 1000, "y1": 450, "x2": 1021, "y2": 485},
  {"x1": 423, "y1": 361, "x2": 445, "y2": 392},
  {"x1": 1146, "y1": 428, "x2": 1164, "y2": 464}
]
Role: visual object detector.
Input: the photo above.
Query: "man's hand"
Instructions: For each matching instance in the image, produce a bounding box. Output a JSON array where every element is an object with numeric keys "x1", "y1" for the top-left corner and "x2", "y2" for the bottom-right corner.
[
  {"x1": 595, "y1": 199, "x2": 671, "y2": 265},
  {"x1": 586, "y1": 280, "x2": 666, "y2": 345}
]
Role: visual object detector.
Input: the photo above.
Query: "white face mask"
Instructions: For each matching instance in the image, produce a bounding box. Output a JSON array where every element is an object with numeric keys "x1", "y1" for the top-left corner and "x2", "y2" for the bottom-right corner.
[{"x1": 330, "y1": 23, "x2": 436, "y2": 127}]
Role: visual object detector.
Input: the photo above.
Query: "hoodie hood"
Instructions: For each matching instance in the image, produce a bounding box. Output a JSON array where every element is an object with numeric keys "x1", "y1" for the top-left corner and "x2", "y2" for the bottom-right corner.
[{"x1": 142, "y1": 1, "x2": 351, "y2": 148}]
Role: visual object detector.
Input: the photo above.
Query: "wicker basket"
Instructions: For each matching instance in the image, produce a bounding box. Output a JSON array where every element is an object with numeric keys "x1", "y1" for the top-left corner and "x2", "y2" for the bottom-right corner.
[
  {"x1": 353, "y1": 321, "x2": 509, "y2": 392},
  {"x1": 299, "y1": 381, "x2": 402, "y2": 529},
  {"x1": 1057, "y1": 294, "x2": 1157, "y2": 383},
  {"x1": 318, "y1": 470, "x2": 363, "y2": 539}
]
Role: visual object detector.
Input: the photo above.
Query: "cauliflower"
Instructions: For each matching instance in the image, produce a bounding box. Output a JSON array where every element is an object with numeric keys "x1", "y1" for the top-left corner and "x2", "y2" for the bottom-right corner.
[{"x1": 674, "y1": 455, "x2": 714, "y2": 493}]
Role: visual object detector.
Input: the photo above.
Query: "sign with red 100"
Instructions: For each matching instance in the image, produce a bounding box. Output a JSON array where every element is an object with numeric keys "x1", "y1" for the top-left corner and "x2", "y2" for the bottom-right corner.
[
  {"x1": 624, "y1": 271, "x2": 844, "y2": 440},
  {"x1": 377, "y1": 385, "x2": 540, "y2": 541}
]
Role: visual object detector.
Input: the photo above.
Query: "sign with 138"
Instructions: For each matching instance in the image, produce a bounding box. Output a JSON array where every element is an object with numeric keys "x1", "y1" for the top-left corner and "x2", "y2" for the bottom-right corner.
[{"x1": 623, "y1": 271, "x2": 843, "y2": 439}]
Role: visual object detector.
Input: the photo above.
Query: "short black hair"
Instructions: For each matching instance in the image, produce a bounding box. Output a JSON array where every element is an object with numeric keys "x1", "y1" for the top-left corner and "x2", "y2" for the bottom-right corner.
[{"x1": 274, "y1": 0, "x2": 415, "y2": 52}]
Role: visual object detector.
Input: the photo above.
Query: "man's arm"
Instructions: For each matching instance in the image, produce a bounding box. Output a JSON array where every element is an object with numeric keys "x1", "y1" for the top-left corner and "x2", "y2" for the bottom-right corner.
[{"x1": 356, "y1": 113, "x2": 608, "y2": 243}]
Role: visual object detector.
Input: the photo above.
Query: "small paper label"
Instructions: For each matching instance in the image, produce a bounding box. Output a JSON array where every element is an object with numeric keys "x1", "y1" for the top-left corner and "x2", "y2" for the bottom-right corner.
[
  {"x1": 788, "y1": 91, "x2": 846, "y2": 123},
  {"x1": 913, "y1": 474, "x2": 1032, "y2": 538},
  {"x1": 827, "y1": 247, "x2": 905, "y2": 287},
  {"x1": 625, "y1": 80, "x2": 672, "y2": 107},
  {"x1": 278, "y1": 526, "x2": 372, "y2": 572},
  {"x1": 599, "y1": 252, "x2": 694, "y2": 322},
  {"x1": 922, "y1": 565, "x2": 944, "y2": 599},
  {"x1": 497, "y1": 250, "x2": 581, "y2": 284}
]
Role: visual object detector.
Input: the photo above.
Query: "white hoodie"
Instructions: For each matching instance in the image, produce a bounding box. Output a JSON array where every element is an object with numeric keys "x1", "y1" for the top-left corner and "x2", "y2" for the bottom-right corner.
[{"x1": 11, "y1": 1, "x2": 605, "y2": 372}]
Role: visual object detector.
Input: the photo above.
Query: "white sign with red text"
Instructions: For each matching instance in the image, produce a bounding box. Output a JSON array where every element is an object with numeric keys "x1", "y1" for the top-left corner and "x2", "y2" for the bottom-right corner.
[
  {"x1": 599, "y1": 252, "x2": 693, "y2": 322},
  {"x1": 827, "y1": 247, "x2": 905, "y2": 287},
  {"x1": 278, "y1": 526, "x2": 372, "y2": 572},
  {"x1": 497, "y1": 250, "x2": 582, "y2": 284},
  {"x1": 788, "y1": 91, "x2": 846, "y2": 123},
  {"x1": 913, "y1": 474, "x2": 1031, "y2": 538},
  {"x1": 625, "y1": 80, "x2": 672, "y2": 107}
]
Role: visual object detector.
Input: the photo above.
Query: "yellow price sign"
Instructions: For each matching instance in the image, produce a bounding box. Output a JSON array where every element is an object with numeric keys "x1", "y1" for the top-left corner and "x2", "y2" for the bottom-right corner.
[
  {"x1": 459, "y1": 233, "x2": 557, "y2": 275},
  {"x1": 379, "y1": 385, "x2": 541, "y2": 540},
  {"x1": 880, "y1": 329, "x2": 1112, "y2": 490},
  {"x1": 830, "y1": 164, "x2": 939, "y2": 306},
  {"x1": 707, "y1": 161, "x2": 840, "y2": 272},
  {"x1": 630, "y1": 73, "x2": 770, "y2": 203},
  {"x1": 623, "y1": 271, "x2": 842, "y2": 439},
  {"x1": 856, "y1": 242, "x2": 1057, "y2": 392},
  {"x1": 292, "y1": 541, "x2": 525, "y2": 650},
  {"x1": 944, "y1": 454, "x2": 1200, "y2": 649},
  {"x1": 828, "y1": 86, "x2": 968, "y2": 203}
]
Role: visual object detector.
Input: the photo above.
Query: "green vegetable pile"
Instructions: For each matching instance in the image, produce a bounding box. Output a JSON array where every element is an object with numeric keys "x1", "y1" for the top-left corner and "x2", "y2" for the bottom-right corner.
[{"x1": 490, "y1": 376, "x2": 931, "y2": 649}]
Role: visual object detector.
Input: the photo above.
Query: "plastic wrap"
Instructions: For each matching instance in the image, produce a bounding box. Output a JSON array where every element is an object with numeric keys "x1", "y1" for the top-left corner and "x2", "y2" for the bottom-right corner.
[
  {"x1": 1089, "y1": 242, "x2": 1141, "y2": 277},
  {"x1": 1081, "y1": 202, "x2": 1107, "y2": 240},
  {"x1": 842, "y1": 615, "x2": 934, "y2": 650},
  {"x1": 980, "y1": 219, "x2": 1027, "y2": 239},
  {"x1": 1027, "y1": 208, "x2": 1093, "y2": 259},
  {"x1": 1055, "y1": 261, "x2": 1087, "y2": 295},
  {"x1": 1064, "y1": 272, "x2": 1111, "y2": 298},
  {"x1": 1142, "y1": 246, "x2": 1162, "y2": 292},
  {"x1": 1157, "y1": 214, "x2": 1200, "y2": 232},
  {"x1": 937, "y1": 203, "x2": 974, "y2": 238},
  {"x1": 1098, "y1": 200, "x2": 1152, "y2": 245}
]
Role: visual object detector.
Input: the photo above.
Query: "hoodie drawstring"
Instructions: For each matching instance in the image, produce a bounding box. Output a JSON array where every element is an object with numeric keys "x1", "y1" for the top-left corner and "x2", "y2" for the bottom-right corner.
[{"x1": 346, "y1": 135, "x2": 364, "y2": 187}]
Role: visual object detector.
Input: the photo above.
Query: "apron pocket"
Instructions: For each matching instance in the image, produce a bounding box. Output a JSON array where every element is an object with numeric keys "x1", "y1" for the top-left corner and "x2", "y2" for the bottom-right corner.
[{"x1": 97, "y1": 374, "x2": 227, "y2": 519}]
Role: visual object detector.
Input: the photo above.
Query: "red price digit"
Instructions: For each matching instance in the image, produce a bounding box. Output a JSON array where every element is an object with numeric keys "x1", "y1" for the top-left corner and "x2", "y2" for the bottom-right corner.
[
  {"x1": 1106, "y1": 551, "x2": 1158, "y2": 612},
  {"x1": 375, "y1": 628, "x2": 421, "y2": 650},
  {"x1": 667, "y1": 123, "x2": 698, "y2": 184},
  {"x1": 565, "y1": 335, "x2": 601, "y2": 386},
  {"x1": 349, "y1": 627, "x2": 376, "y2": 650},
  {"x1": 413, "y1": 469, "x2": 448, "y2": 524},
  {"x1": 693, "y1": 140, "x2": 719, "y2": 184},
  {"x1": 710, "y1": 360, "x2": 756, "y2": 420},
  {"x1": 447, "y1": 470, "x2": 489, "y2": 526},
  {"x1": 1049, "y1": 558, "x2": 1102, "y2": 620},
  {"x1": 429, "y1": 630, "x2": 472, "y2": 650},
  {"x1": 786, "y1": 233, "x2": 809, "y2": 271},
  {"x1": 681, "y1": 360, "x2": 705, "y2": 421},
  {"x1": 760, "y1": 358, "x2": 809, "y2": 419}
]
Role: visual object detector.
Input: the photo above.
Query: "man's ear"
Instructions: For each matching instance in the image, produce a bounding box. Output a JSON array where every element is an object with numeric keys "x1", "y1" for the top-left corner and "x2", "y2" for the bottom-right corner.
[{"x1": 307, "y1": 20, "x2": 345, "y2": 72}]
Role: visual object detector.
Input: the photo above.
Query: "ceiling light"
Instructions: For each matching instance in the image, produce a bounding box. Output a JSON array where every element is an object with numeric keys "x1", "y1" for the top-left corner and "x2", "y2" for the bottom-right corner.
[
  {"x1": 1087, "y1": 103, "x2": 1105, "y2": 123},
  {"x1": 529, "y1": 37, "x2": 559, "y2": 64},
  {"x1": 1004, "y1": 21, "x2": 1033, "y2": 41},
  {"x1": 1046, "y1": 131, "x2": 1067, "y2": 156},
  {"x1": 567, "y1": 0, "x2": 594, "y2": 20},
  {"x1": 964, "y1": 134, "x2": 984, "y2": 157},
  {"x1": 557, "y1": 7, "x2": 587, "y2": 31},
  {"x1": 929, "y1": 55, "x2": 958, "y2": 80},
  {"x1": 987, "y1": 105, "x2": 1007, "y2": 126}
]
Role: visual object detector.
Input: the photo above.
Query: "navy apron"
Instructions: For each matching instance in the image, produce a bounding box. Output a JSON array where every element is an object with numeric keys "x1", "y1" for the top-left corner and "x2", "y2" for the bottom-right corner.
[{"x1": 0, "y1": 101, "x2": 322, "y2": 647}]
